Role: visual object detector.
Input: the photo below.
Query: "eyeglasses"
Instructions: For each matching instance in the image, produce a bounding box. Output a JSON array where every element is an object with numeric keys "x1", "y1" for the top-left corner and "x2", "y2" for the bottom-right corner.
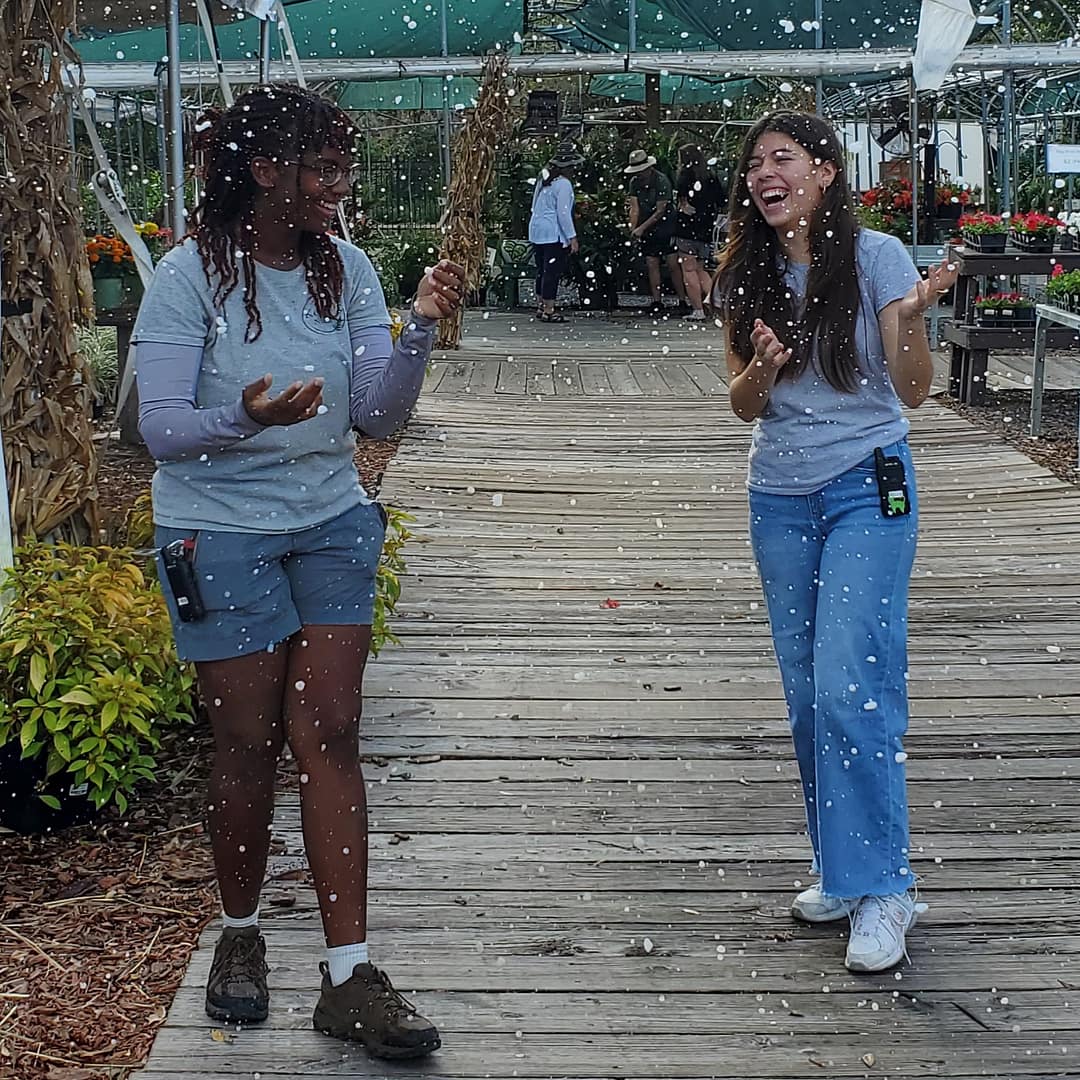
[{"x1": 300, "y1": 161, "x2": 361, "y2": 188}]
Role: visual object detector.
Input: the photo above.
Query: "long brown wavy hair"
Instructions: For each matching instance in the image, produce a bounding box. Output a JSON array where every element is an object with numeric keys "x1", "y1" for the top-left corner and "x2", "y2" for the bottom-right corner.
[
  {"x1": 191, "y1": 85, "x2": 353, "y2": 342},
  {"x1": 715, "y1": 111, "x2": 861, "y2": 392}
]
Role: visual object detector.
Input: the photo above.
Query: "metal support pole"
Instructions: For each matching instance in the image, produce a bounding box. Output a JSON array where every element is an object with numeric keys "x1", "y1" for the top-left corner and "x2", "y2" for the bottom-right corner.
[
  {"x1": 910, "y1": 78, "x2": 919, "y2": 264},
  {"x1": 259, "y1": 18, "x2": 272, "y2": 83},
  {"x1": 628, "y1": 0, "x2": 636, "y2": 54},
  {"x1": 155, "y1": 63, "x2": 169, "y2": 226},
  {"x1": 814, "y1": 0, "x2": 824, "y2": 115},
  {"x1": 166, "y1": 0, "x2": 185, "y2": 239},
  {"x1": 1001, "y1": 0, "x2": 1013, "y2": 211},
  {"x1": 439, "y1": 0, "x2": 451, "y2": 191}
]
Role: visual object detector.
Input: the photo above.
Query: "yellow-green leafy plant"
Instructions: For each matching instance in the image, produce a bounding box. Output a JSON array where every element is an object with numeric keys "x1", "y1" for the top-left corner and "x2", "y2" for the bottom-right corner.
[
  {"x1": 124, "y1": 489, "x2": 156, "y2": 549},
  {"x1": 0, "y1": 542, "x2": 196, "y2": 812},
  {"x1": 371, "y1": 506, "x2": 415, "y2": 656}
]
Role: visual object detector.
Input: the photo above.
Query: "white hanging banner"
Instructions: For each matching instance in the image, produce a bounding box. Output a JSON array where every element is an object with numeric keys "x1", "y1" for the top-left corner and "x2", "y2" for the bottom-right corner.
[
  {"x1": 220, "y1": 0, "x2": 277, "y2": 20},
  {"x1": 912, "y1": 0, "x2": 977, "y2": 91}
]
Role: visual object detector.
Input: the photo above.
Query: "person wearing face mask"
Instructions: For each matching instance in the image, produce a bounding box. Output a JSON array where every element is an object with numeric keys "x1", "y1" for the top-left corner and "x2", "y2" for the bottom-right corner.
[{"x1": 713, "y1": 111, "x2": 957, "y2": 974}]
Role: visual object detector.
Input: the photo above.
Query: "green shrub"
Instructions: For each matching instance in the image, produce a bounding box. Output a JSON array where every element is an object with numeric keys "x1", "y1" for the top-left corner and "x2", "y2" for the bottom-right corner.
[
  {"x1": 0, "y1": 543, "x2": 196, "y2": 812},
  {"x1": 372, "y1": 506, "x2": 415, "y2": 656}
]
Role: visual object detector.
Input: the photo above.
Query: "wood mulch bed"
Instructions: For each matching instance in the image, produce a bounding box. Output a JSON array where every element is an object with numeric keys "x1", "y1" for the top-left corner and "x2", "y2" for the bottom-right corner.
[{"x1": 934, "y1": 388, "x2": 1079, "y2": 487}]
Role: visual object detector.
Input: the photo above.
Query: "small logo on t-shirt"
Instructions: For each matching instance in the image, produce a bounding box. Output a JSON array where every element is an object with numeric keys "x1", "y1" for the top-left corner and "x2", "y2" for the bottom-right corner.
[{"x1": 302, "y1": 296, "x2": 345, "y2": 335}]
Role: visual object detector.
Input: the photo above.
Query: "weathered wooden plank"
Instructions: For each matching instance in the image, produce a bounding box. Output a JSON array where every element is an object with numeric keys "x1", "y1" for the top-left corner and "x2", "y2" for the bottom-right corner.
[
  {"x1": 578, "y1": 363, "x2": 613, "y2": 397},
  {"x1": 683, "y1": 361, "x2": 728, "y2": 395},
  {"x1": 552, "y1": 360, "x2": 586, "y2": 397},
  {"x1": 526, "y1": 361, "x2": 556, "y2": 397},
  {"x1": 495, "y1": 360, "x2": 527, "y2": 395},
  {"x1": 161, "y1": 983, "x2": 1080, "y2": 1033},
  {"x1": 602, "y1": 362, "x2": 645, "y2": 396},
  {"x1": 139, "y1": 1029, "x2": 1078, "y2": 1077}
]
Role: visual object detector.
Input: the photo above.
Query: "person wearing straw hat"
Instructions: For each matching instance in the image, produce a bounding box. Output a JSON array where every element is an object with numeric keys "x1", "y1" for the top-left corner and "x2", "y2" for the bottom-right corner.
[
  {"x1": 625, "y1": 149, "x2": 686, "y2": 315},
  {"x1": 528, "y1": 141, "x2": 584, "y2": 323}
]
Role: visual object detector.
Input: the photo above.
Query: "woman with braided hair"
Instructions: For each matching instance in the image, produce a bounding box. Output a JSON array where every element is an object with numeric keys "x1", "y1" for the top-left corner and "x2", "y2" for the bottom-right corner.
[{"x1": 133, "y1": 85, "x2": 463, "y2": 1058}]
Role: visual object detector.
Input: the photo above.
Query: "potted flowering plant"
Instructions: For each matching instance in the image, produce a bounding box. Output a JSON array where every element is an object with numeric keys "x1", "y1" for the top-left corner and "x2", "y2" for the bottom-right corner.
[
  {"x1": 934, "y1": 177, "x2": 972, "y2": 221},
  {"x1": 1010, "y1": 211, "x2": 1065, "y2": 253},
  {"x1": 1047, "y1": 265, "x2": 1080, "y2": 312},
  {"x1": 973, "y1": 291, "x2": 1035, "y2": 327},
  {"x1": 122, "y1": 223, "x2": 175, "y2": 305},
  {"x1": 959, "y1": 211, "x2": 1008, "y2": 253},
  {"x1": 85, "y1": 234, "x2": 135, "y2": 310}
]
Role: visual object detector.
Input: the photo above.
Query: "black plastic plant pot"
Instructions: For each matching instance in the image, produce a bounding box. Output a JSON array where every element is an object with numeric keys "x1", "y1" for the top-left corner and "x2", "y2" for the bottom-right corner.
[
  {"x1": 0, "y1": 741, "x2": 98, "y2": 835},
  {"x1": 1010, "y1": 233, "x2": 1055, "y2": 254},
  {"x1": 962, "y1": 232, "x2": 1006, "y2": 254},
  {"x1": 977, "y1": 308, "x2": 1036, "y2": 327}
]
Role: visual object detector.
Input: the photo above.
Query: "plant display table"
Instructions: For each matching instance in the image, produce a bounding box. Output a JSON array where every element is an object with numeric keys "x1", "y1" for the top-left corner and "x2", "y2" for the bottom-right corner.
[
  {"x1": 943, "y1": 247, "x2": 1080, "y2": 404},
  {"x1": 1032, "y1": 303, "x2": 1080, "y2": 468}
]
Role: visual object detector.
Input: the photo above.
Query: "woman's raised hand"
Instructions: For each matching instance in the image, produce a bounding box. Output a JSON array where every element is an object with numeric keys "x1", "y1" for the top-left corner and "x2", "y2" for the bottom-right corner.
[
  {"x1": 750, "y1": 318, "x2": 793, "y2": 371},
  {"x1": 413, "y1": 260, "x2": 466, "y2": 321},
  {"x1": 242, "y1": 374, "x2": 324, "y2": 426},
  {"x1": 899, "y1": 259, "x2": 960, "y2": 319}
]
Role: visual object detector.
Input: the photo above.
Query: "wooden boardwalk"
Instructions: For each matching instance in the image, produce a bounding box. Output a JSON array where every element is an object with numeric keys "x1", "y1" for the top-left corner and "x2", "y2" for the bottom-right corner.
[{"x1": 141, "y1": 314, "x2": 1080, "y2": 1079}]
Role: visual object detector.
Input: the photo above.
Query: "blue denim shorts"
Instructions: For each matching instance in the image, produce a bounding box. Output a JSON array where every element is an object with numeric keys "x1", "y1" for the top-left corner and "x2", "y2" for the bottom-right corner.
[{"x1": 155, "y1": 501, "x2": 387, "y2": 663}]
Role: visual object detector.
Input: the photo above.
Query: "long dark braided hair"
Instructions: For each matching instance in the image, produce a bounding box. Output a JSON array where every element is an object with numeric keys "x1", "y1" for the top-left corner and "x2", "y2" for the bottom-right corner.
[
  {"x1": 715, "y1": 111, "x2": 861, "y2": 392},
  {"x1": 191, "y1": 85, "x2": 354, "y2": 342}
]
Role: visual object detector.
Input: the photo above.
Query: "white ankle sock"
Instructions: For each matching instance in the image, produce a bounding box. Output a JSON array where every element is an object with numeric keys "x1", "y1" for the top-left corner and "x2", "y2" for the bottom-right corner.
[
  {"x1": 327, "y1": 942, "x2": 369, "y2": 986},
  {"x1": 222, "y1": 907, "x2": 259, "y2": 930}
]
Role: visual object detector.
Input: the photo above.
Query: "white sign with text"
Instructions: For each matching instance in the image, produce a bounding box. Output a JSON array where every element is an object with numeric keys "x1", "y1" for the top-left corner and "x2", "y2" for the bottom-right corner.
[{"x1": 1046, "y1": 144, "x2": 1080, "y2": 173}]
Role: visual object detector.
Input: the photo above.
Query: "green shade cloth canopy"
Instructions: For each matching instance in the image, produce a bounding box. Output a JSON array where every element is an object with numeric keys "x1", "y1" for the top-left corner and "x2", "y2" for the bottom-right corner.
[
  {"x1": 589, "y1": 72, "x2": 766, "y2": 105},
  {"x1": 74, "y1": 0, "x2": 522, "y2": 63},
  {"x1": 337, "y1": 74, "x2": 480, "y2": 109},
  {"x1": 552, "y1": 0, "x2": 929, "y2": 54}
]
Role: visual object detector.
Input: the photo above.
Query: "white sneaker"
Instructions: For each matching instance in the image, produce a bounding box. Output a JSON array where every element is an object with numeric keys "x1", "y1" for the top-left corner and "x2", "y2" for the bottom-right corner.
[
  {"x1": 791, "y1": 883, "x2": 858, "y2": 924},
  {"x1": 845, "y1": 892, "x2": 917, "y2": 972},
  {"x1": 683, "y1": 309, "x2": 706, "y2": 321}
]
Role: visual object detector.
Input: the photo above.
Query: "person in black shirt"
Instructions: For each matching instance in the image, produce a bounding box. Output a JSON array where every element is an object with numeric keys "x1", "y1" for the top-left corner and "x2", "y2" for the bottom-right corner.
[
  {"x1": 625, "y1": 149, "x2": 688, "y2": 314},
  {"x1": 673, "y1": 143, "x2": 726, "y2": 320}
]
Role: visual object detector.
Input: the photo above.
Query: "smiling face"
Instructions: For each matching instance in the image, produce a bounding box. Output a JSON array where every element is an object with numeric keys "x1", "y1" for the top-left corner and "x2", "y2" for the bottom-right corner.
[
  {"x1": 252, "y1": 142, "x2": 353, "y2": 238},
  {"x1": 744, "y1": 131, "x2": 837, "y2": 240}
]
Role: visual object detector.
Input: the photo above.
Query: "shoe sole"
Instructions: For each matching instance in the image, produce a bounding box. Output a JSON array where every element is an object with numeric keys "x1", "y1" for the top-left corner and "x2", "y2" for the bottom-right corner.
[
  {"x1": 313, "y1": 1017, "x2": 441, "y2": 1060},
  {"x1": 845, "y1": 912, "x2": 918, "y2": 973},
  {"x1": 206, "y1": 997, "x2": 269, "y2": 1024}
]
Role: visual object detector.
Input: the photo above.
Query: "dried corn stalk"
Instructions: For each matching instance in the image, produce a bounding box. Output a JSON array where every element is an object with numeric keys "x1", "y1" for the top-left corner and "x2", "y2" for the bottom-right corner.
[
  {"x1": 1, "y1": 0, "x2": 98, "y2": 543},
  {"x1": 437, "y1": 51, "x2": 515, "y2": 349}
]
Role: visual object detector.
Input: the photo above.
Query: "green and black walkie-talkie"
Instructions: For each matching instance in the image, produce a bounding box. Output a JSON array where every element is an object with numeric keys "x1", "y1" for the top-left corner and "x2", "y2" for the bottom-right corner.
[{"x1": 874, "y1": 448, "x2": 911, "y2": 518}]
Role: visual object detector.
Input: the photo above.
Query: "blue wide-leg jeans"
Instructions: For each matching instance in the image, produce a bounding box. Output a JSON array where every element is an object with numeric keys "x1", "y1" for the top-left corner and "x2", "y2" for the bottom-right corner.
[{"x1": 749, "y1": 441, "x2": 918, "y2": 898}]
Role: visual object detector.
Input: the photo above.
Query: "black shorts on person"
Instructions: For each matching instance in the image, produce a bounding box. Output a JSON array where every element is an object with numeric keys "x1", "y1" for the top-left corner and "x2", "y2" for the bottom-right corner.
[{"x1": 641, "y1": 227, "x2": 674, "y2": 258}]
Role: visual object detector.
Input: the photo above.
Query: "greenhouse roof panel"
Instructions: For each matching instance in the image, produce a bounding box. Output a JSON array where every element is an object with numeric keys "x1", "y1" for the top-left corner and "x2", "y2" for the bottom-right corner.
[{"x1": 73, "y1": 0, "x2": 523, "y2": 63}]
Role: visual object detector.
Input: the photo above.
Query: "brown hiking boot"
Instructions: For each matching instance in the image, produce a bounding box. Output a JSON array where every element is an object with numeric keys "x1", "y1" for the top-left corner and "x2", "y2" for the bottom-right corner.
[
  {"x1": 205, "y1": 926, "x2": 269, "y2": 1023},
  {"x1": 312, "y1": 961, "x2": 440, "y2": 1059}
]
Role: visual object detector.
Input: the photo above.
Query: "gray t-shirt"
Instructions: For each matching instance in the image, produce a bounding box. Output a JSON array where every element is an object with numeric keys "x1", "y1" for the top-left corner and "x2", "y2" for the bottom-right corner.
[
  {"x1": 746, "y1": 229, "x2": 920, "y2": 494},
  {"x1": 132, "y1": 238, "x2": 389, "y2": 532}
]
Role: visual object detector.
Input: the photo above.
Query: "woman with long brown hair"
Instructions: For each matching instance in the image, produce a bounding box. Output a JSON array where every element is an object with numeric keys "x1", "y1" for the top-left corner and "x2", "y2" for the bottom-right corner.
[{"x1": 714, "y1": 111, "x2": 956, "y2": 973}]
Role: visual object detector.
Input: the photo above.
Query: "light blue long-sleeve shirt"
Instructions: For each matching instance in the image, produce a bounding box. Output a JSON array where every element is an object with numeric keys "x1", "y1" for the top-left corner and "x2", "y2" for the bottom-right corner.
[{"x1": 528, "y1": 174, "x2": 576, "y2": 246}]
